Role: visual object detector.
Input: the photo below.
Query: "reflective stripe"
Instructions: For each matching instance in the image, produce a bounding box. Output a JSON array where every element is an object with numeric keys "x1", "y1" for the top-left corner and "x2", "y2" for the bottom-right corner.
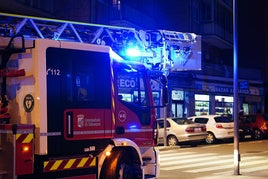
[
  {"x1": 0, "y1": 129, "x2": 33, "y2": 134},
  {"x1": 125, "y1": 128, "x2": 153, "y2": 133},
  {"x1": 64, "y1": 159, "x2": 75, "y2": 169},
  {"x1": 51, "y1": 160, "x2": 63, "y2": 170},
  {"x1": 16, "y1": 133, "x2": 33, "y2": 143},
  {"x1": 73, "y1": 130, "x2": 112, "y2": 135},
  {"x1": 44, "y1": 157, "x2": 96, "y2": 172},
  {"x1": 72, "y1": 129, "x2": 151, "y2": 135},
  {"x1": 77, "y1": 158, "x2": 87, "y2": 168},
  {"x1": 40, "y1": 132, "x2": 61, "y2": 136},
  {"x1": 40, "y1": 128, "x2": 151, "y2": 136},
  {"x1": 111, "y1": 62, "x2": 116, "y2": 125},
  {"x1": 0, "y1": 129, "x2": 12, "y2": 133}
]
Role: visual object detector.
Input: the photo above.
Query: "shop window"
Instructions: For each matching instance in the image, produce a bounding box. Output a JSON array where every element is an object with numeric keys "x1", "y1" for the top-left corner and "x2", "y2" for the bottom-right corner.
[
  {"x1": 195, "y1": 94, "x2": 209, "y2": 116},
  {"x1": 215, "y1": 96, "x2": 233, "y2": 115},
  {"x1": 172, "y1": 90, "x2": 184, "y2": 117}
]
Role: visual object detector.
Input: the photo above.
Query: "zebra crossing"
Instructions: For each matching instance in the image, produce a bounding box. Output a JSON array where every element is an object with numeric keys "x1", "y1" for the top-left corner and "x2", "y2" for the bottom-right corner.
[{"x1": 159, "y1": 147, "x2": 268, "y2": 175}]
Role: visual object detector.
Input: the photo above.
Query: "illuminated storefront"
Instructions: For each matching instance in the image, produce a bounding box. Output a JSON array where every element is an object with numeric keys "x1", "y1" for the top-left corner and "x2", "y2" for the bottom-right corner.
[
  {"x1": 168, "y1": 72, "x2": 264, "y2": 118},
  {"x1": 195, "y1": 94, "x2": 209, "y2": 116}
]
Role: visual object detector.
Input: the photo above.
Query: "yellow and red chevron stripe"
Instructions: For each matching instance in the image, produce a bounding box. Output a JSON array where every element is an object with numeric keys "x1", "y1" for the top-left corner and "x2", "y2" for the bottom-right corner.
[
  {"x1": 16, "y1": 133, "x2": 34, "y2": 143},
  {"x1": 111, "y1": 61, "x2": 116, "y2": 125},
  {"x1": 43, "y1": 157, "x2": 96, "y2": 172}
]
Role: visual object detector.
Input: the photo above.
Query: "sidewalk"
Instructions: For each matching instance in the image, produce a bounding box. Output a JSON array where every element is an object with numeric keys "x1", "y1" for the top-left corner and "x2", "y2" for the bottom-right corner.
[
  {"x1": 156, "y1": 146, "x2": 268, "y2": 179},
  {"x1": 199, "y1": 171, "x2": 268, "y2": 179}
]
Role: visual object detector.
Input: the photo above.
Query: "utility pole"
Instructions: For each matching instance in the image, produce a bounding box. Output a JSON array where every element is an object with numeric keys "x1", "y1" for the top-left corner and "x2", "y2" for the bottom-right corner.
[{"x1": 233, "y1": 0, "x2": 240, "y2": 175}]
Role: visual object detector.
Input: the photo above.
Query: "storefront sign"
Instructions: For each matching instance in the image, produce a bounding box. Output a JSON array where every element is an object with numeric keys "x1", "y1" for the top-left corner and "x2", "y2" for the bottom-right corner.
[
  {"x1": 239, "y1": 81, "x2": 249, "y2": 89},
  {"x1": 172, "y1": 90, "x2": 184, "y2": 100},
  {"x1": 195, "y1": 83, "x2": 263, "y2": 95}
]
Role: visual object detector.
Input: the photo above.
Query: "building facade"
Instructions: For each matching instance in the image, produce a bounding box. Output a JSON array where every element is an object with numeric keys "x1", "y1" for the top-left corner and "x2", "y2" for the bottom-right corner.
[
  {"x1": 168, "y1": 64, "x2": 264, "y2": 118},
  {"x1": 0, "y1": 0, "x2": 265, "y2": 117}
]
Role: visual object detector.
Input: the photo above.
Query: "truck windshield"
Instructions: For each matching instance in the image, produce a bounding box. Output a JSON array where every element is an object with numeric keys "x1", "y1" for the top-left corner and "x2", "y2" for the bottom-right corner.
[
  {"x1": 117, "y1": 69, "x2": 148, "y2": 107},
  {"x1": 117, "y1": 65, "x2": 148, "y2": 106},
  {"x1": 115, "y1": 63, "x2": 152, "y2": 125}
]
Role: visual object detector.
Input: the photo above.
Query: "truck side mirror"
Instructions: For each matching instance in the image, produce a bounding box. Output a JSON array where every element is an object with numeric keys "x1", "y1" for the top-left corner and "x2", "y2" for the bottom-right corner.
[{"x1": 162, "y1": 85, "x2": 168, "y2": 106}]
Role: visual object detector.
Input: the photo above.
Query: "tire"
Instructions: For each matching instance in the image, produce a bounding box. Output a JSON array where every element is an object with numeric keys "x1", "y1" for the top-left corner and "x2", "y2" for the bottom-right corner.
[
  {"x1": 253, "y1": 129, "x2": 263, "y2": 140},
  {"x1": 205, "y1": 132, "x2": 216, "y2": 144},
  {"x1": 167, "y1": 135, "x2": 179, "y2": 146},
  {"x1": 100, "y1": 149, "x2": 142, "y2": 179}
]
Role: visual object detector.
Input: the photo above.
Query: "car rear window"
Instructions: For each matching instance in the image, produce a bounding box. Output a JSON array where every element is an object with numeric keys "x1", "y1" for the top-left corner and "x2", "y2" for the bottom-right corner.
[
  {"x1": 263, "y1": 114, "x2": 268, "y2": 121},
  {"x1": 214, "y1": 116, "x2": 233, "y2": 123},
  {"x1": 194, "y1": 118, "x2": 208, "y2": 124},
  {"x1": 240, "y1": 115, "x2": 255, "y2": 123},
  {"x1": 171, "y1": 118, "x2": 194, "y2": 125}
]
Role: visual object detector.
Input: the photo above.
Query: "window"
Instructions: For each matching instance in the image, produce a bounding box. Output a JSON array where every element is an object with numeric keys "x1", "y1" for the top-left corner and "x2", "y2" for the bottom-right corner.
[
  {"x1": 192, "y1": 0, "x2": 201, "y2": 22},
  {"x1": 214, "y1": 116, "x2": 233, "y2": 123},
  {"x1": 117, "y1": 70, "x2": 148, "y2": 106},
  {"x1": 46, "y1": 47, "x2": 111, "y2": 108},
  {"x1": 115, "y1": 63, "x2": 151, "y2": 125},
  {"x1": 158, "y1": 120, "x2": 170, "y2": 129},
  {"x1": 263, "y1": 114, "x2": 268, "y2": 121},
  {"x1": 171, "y1": 118, "x2": 194, "y2": 125},
  {"x1": 201, "y1": 0, "x2": 212, "y2": 21},
  {"x1": 195, "y1": 118, "x2": 208, "y2": 124},
  {"x1": 195, "y1": 94, "x2": 209, "y2": 115}
]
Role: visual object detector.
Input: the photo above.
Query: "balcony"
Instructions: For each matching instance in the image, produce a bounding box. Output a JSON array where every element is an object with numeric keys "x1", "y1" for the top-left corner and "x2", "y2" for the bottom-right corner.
[
  {"x1": 202, "y1": 23, "x2": 232, "y2": 49},
  {"x1": 109, "y1": 4, "x2": 156, "y2": 29}
]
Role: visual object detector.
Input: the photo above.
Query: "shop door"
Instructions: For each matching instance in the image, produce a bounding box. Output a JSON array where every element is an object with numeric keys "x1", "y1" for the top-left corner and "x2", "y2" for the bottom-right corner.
[{"x1": 172, "y1": 101, "x2": 184, "y2": 117}]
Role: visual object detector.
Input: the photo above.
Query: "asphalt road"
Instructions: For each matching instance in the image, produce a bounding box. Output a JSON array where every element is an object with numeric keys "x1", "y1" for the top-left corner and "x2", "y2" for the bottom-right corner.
[{"x1": 157, "y1": 139, "x2": 268, "y2": 179}]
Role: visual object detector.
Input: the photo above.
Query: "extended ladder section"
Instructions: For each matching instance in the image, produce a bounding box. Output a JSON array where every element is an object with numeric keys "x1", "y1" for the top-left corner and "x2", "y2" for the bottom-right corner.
[{"x1": 0, "y1": 12, "x2": 201, "y2": 72}]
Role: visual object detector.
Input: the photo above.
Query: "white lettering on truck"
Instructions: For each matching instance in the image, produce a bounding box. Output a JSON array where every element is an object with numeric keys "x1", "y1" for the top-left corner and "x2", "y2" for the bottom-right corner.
[{"x1": 119, "y1": 79, "x2": 136, "y2": 88}]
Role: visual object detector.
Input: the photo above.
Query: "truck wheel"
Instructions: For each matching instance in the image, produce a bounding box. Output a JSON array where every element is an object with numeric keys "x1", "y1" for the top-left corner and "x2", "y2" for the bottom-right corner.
[{"x1": 100, "y1": 149, "x2": 142, "y2": 179}]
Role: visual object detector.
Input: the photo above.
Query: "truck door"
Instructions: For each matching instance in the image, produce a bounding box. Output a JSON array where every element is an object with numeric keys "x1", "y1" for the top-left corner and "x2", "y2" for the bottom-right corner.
[
  {"x1": 114, "y1": 63, "x2": 155, "y2": 146},
  {"x1": 46, "y1": 47, "x2": 112, "y2": 155}
]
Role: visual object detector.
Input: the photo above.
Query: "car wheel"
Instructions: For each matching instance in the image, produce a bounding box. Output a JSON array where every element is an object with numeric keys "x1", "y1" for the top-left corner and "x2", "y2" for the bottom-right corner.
[
  {"x1": 205, "y1": 132, "x2": 216, "y2": 144},
  {"x1": 253, "y1": 129, "x2": 263, "y2": 140},
  {"x1": 167, "y1": 135, "x2": 179, "y2": 146}
]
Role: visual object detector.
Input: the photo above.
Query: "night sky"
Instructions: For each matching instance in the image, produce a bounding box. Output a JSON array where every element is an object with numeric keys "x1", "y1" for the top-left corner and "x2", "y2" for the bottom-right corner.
[{"x1": 237, "y1": 0, "x2": 266, "y2": 69}]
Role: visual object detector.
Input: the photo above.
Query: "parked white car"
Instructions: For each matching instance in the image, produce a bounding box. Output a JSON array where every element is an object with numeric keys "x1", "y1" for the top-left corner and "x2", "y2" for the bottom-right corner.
[
  {"x1": 188, "y1": 115, "x2": 234, "y2": 144},
  {"x1": 156, "y1": 117, "x2": 207, "y2": 146}
]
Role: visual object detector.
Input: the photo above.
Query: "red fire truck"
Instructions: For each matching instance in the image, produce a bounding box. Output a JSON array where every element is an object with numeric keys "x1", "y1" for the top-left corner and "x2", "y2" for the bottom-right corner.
[{"x1": 0, "y1": 13, "x2": 201, "y2": 179}]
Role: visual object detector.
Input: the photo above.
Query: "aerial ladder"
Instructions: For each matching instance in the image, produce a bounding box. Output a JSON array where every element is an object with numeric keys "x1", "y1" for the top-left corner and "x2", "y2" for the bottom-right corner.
[{"x1": 0, "y1": 12, "x2": 201, "y2": 74}]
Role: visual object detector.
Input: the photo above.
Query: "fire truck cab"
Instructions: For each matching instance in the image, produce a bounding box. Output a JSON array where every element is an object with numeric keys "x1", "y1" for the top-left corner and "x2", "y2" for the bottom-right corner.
[{"x1": 0, "y1": 37, "x2": 158, "y2": 179}]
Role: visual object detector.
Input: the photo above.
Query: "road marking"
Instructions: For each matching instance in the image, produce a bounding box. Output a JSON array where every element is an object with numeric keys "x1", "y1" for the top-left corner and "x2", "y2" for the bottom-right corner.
[
  {"x1": 160, "y1": 149, "x2": 268, "y2": 174},
  {"x1": 161, "y1": 155, "x2": 233, "y2": 170},
  {"x1": 183, "y1": 156, "x2": 266, "y2": 173},
  {"x1": 160, "y1": 153, "x2": 216, "y2": 162}
]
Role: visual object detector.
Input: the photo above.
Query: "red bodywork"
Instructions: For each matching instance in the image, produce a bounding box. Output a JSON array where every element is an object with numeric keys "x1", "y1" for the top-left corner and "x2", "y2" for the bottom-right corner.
[{"x1": 0, "y1": 124, "x2": 34, "y2": 175}]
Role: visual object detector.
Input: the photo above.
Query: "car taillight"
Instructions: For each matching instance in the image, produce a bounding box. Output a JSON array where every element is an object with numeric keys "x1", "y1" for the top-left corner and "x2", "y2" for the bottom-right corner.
[
  {"x1": 201, "y1": 126, "x2": 206, "y2": 132},
  {"x1": 216, "y1": 124, "x2": 223, "y2": 128},
  {"x1": 185, "y1": 127, "x2": 194, "y2": 133}
]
